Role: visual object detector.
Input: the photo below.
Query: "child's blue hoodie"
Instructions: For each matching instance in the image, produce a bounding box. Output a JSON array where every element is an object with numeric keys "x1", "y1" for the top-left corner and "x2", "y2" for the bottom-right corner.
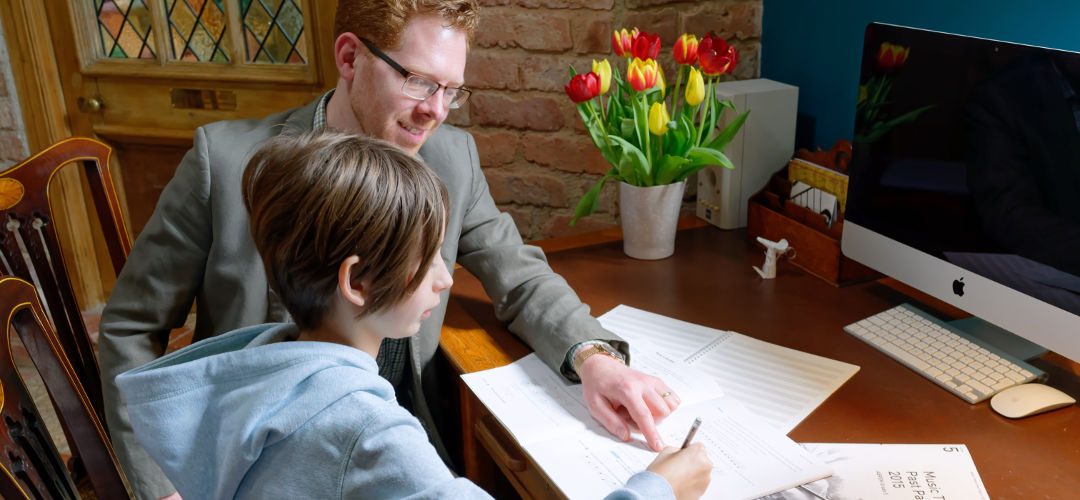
[{"x1": 116, "y1": 323, "x2": 674, "y2": 499}]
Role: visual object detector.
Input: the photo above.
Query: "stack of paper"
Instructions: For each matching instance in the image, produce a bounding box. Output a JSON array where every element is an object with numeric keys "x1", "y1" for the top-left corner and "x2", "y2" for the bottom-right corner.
[
  {"x1": 463, "y1": 353, "x2": 832, "y2": 499},
  {"x1": 461, "y1": 305, "x2": 864, "y2": 499}
]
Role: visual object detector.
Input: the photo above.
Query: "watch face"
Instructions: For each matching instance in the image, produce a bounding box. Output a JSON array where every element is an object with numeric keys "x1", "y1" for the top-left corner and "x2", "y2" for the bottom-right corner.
[{"x1": 601, "y1": 344, "x2": 626, "y2": 363}]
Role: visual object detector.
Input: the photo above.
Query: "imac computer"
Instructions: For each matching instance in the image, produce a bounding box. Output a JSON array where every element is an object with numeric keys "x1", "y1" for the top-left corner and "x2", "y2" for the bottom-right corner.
[{"x1": 841, "y1": 23, "x2": 1080, "y2": 397}]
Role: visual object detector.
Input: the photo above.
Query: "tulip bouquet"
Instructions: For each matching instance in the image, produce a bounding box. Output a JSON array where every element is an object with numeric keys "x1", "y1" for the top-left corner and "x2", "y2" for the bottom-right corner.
[
  {"x1": 565, "y1": 28, "x2": 749, "y2": 224},
  {"x1": 855, "y1": 42, "x2": 933, "y2": 144}
]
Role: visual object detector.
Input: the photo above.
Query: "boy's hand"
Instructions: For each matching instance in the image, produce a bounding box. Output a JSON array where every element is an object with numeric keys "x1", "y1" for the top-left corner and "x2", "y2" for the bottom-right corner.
[
  {"x1": 578, "y1": 355, "x2": 680, "y2": 451},
  {"x1": 646, "y1": 444, "x2": 713, "y2": 499}
]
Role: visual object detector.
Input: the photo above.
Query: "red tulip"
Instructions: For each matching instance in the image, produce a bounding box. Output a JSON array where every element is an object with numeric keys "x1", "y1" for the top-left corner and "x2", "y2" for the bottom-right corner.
[
  {"x1": 673, "y1": 34, "x2": 699, "y2": 66},
  {"x1": 565, "y1": 72, "x2": 601, "y2": 103},
  {"x1": 631, "y1": 31, "x2": 661, "y2": 60},
  {"x1": 876, "y1": 42, "x2": 910, "y2": 71},
  {"x1": 698, "y1": 34, "x2": 738, "y2": 76},
  {"x1": 612, "y1": 28, "x2": 635, "y2": 57}
]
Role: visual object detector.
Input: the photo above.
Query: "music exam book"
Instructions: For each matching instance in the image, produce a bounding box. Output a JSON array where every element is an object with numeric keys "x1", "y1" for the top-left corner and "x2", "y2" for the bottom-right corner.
[
  {"x1": 462, "y1": 352, "x2": 832, "y2": 500},
  {"x1": 766, "y1": 443, "x2": 990, "y2": 500}
]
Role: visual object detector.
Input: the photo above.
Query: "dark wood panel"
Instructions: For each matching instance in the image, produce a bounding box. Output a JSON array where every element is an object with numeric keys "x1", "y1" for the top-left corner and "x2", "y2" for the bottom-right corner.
[{"x1": 110, "y1": 141, "x2": 190, "y2": 237}]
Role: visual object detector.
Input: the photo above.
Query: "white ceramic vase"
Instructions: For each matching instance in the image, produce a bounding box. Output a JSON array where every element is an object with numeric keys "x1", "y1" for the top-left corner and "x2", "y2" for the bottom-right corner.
[{"x1": 618, "y1": 180, "x2": 686, "y2": 260}]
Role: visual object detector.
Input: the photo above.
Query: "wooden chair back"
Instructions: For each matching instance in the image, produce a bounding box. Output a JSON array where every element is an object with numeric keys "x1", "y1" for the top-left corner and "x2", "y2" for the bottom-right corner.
[
  {"x1": 0, "y1": 276, "x2": 131, "y2": 499},
  {"x1": 0, "y1": 138, "x2": 132, "y2": 425}
]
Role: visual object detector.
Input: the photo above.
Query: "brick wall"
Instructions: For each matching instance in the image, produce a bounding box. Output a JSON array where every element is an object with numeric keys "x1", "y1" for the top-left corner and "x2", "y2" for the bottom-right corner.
[
  {"x1": 0, "y1": 2, "x2": 760, "y2": 237},
  {"x1": 451, "y1": 0, "x2": 762, "y2": 241},
  {"x1": 0, "y1": 18, "x2": 28, "y2": 171}
]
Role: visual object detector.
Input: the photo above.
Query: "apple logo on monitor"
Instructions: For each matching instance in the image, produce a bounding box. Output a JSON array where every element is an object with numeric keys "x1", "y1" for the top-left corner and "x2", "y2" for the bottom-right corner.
[{"x1": 953, "y1": 277, "x2": 965, "y2": 297}]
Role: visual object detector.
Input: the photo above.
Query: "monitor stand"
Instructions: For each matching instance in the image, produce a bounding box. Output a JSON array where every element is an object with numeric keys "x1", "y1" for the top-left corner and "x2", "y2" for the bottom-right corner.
[{"x1": 950, "y1": 317, "x2": 1048, "y2": 362}]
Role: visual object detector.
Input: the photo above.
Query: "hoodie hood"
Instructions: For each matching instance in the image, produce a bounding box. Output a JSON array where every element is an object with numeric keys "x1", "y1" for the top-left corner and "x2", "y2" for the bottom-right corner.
[{"x1": 116, "y1": 323, "x2": 391, "y2": 499}]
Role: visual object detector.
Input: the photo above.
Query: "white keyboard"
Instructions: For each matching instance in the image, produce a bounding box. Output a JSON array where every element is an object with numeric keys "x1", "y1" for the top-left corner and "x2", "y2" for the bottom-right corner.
[{"x1": 845, "y1": 304, "x2": 1045, "y2": 403}]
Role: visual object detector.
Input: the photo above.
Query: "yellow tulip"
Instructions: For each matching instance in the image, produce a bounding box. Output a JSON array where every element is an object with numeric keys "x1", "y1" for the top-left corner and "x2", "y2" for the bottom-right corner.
[
  {"x1": 648, "y1": 102, "x2": 671, "y2": 136},
  {"x1": 592, "y1": 59, "x2": 612, "y2": 94},
  {"x1": 685, "y1": 67, "x2": 705, "y2": 106}
]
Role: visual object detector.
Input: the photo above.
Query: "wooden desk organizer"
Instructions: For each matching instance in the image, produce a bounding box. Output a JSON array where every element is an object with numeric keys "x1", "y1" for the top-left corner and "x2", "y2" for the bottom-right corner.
[{"x1": 747, "y1": 167, "x2": 878, "y2": 286}]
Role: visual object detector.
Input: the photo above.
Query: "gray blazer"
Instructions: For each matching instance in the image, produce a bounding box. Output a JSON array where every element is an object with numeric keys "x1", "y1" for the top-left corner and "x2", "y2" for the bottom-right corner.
[{"x1": 99, "y1": 98, "x2": 624, "y2": 499}]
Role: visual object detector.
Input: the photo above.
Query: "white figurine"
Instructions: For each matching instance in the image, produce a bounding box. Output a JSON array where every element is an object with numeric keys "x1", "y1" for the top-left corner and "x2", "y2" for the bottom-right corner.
[{"x1": 753, "y1": 237, "x2": 791, "y2": 279}]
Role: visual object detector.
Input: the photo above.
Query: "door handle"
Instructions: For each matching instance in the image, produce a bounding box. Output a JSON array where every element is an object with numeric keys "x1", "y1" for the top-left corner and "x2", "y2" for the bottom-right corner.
[{"x1": 78, "y1": 97, "x2": 104, "y2": 113}]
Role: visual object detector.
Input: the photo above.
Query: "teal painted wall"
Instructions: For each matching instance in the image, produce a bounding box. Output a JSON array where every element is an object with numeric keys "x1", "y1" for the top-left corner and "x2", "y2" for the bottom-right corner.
[{"x1": 761, "y1": 1, "x2": 1080, "y2": 148}]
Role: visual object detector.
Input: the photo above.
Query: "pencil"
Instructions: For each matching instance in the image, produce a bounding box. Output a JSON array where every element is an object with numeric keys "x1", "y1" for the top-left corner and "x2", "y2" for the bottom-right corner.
[{"x1": 680, "y1": 417, "x2": 702, "y2": 449}]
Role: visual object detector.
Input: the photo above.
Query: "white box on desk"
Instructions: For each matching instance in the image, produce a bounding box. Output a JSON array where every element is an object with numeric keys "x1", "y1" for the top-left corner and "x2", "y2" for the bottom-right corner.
[{"x1": 697, "y1": 78, "x2": 798, "y2": 229}]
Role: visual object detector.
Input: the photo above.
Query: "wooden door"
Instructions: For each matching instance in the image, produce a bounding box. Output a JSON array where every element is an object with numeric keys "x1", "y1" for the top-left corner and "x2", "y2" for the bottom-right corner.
[
  {"x1": 15, "y1": 0, "x2": 337, "y2": 308},
  {"x1": 57, "y1": 0, "x2": 336, "y2": 234}
]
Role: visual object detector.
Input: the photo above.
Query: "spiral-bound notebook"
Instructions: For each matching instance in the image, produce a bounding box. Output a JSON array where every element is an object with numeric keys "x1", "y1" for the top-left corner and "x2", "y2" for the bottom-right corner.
[{"x1": 599, "y1": 305, "x2": 860, "y2": 433}]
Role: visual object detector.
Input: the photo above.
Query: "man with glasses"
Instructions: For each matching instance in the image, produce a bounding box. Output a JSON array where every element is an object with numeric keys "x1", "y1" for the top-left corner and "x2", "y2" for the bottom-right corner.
[{"x1": 100, "y1": 1, "x2": 682, "y2": 498}]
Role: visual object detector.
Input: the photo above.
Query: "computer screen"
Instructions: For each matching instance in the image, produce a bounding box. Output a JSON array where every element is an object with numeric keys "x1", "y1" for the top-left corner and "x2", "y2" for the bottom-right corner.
[{"x1": 841, "y1": 23, "x2": 1080, "y2": 364}]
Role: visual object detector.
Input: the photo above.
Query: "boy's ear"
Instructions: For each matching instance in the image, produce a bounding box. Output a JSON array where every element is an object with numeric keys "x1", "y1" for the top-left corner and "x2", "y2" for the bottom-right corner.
[{"x1": 338, "y1": 255, "x2": 367, "y2": 308}]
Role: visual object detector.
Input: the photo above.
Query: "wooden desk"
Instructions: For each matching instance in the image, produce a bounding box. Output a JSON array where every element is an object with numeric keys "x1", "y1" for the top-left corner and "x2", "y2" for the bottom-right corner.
[{"x1": 437, "y1": 225, "x2": 1080, "y2": 499}]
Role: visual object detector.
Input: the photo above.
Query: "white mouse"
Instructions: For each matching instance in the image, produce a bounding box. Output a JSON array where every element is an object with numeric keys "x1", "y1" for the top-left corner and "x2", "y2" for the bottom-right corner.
[{"x1": 990, "y1": 383, "x2": 1076, "y2": 419}]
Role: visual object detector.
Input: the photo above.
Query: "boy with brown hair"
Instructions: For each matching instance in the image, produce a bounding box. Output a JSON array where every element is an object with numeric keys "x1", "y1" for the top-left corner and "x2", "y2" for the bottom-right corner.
[
  {"x1": 115, "y1": 132, "x2": 711, "y2": 499},
  {"x1": 103, "y1": 3, "x2": 680, "y2": 494}
]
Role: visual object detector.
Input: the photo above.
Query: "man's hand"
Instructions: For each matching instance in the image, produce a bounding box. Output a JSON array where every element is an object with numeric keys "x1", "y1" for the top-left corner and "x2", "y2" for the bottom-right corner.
[{"x1": 578, "y1": 354, "x2": 680, "y2": 451}]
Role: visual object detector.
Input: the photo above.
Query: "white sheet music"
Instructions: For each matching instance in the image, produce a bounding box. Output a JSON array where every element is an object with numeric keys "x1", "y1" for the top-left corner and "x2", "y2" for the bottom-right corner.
[
  {"x1": 600, "y1": 305, "x2": 860, "y2": 434},
  {"x1": 463, "y1": 353, "x2": 832, "y2": 500},
  {"x1": 525, "y1": 397, "x2": 831, "y2": 500}
]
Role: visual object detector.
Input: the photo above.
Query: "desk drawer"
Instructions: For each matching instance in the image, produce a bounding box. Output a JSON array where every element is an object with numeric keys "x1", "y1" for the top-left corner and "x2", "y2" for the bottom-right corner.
[{"x1": 474, "y1": 413, "x2": 565, "y2": 500}]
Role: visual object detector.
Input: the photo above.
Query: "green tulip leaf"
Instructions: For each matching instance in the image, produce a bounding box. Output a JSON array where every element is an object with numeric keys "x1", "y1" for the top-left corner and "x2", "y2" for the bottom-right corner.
[
  {"x1": 629, "y1": 99, "x2": 645, "y2": 152},
  {"x1": 620, "y1": 118, "x2": 636, "y2": 143},
  {"x1": 607, "y1": 97, "x2": 624, "y2": 128},
  {"x1": 617, "y1": 154, "x2": 641, "y2": 185},
  {"x1": 673, "y1": 163, "x2": 714, "y2": 182},
  {"x1": 608, "y1": 135, "x2": 650, "y2": 184},
  {"x1": 636, "y1": 99, "x2": 650, "y2": 154},
  {"x1": 672, "y1": 149, "x2": 733, "y2": 182},
  {"x1": 705, "y1": 98, "x2": 720, "y2": 145},
  {"x1": 686, "y1": 146, "x2": 733, "y2": 169},
  {"x1": 654, "y1": 155, "x2": 690, "y2": 185},
  {"x1": 577, "y1": 104, "x2": 616, "y2": 163},
  {"x1": 705, "y1": 109, "x2": 750, "y2": 150},
  {"x1": 668, "y1": 114, "x2": 694, "y2": 156},
  {"x1": 571, "y1": 176, "x2": 611, "y2": 225},
  {"x1": 680, "y1": 100, "x2": 699, "y2": 121}
]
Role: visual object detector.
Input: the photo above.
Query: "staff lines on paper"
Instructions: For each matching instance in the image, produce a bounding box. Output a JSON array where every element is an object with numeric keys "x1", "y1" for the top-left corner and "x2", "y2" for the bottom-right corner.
[
  {"x1": 695, "y1": 354, "x2": 822, "y2": 401},
  {"x1": 722, "y1": 339, "x2": 853, "y2": 381}
]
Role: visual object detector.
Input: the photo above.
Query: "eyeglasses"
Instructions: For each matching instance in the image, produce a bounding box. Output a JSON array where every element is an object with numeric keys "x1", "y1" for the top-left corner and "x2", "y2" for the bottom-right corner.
[{"x1": 360, "y1": 38, "x2": 472, "y2": 110}]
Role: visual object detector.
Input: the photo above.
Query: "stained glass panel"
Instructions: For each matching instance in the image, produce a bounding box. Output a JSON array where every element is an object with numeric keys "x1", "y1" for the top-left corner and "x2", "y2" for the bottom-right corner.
[
  {"x1": 242, "y1": 0, "x2": 307, "y2": 64},
  {"x1": 165, "y1": 0, "x2": 232, "y2": 62},
  {"x1": 96, "y1": 0, "x2": 157, "y2": 59}
]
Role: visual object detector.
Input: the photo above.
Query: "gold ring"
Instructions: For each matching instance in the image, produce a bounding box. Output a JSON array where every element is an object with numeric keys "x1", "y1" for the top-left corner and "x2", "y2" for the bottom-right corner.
[{"x1": 660, "y1": 391, "x2": 672, "y2": 398}]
